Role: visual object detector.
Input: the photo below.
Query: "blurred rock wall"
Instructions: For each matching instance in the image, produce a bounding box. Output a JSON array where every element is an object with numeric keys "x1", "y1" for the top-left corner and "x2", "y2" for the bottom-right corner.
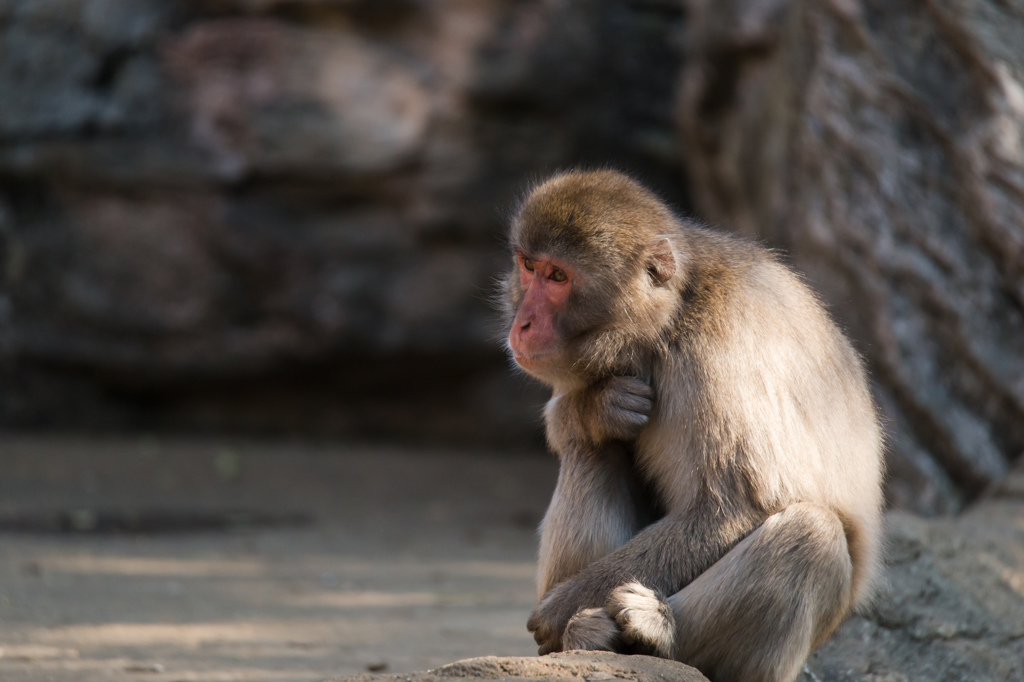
[
  {"x1": 3, "y1": 0, "x2": 1023, "y2": 514},
  {"x1": 0, "y1": 0, "x2": 688, "y2": 444}
]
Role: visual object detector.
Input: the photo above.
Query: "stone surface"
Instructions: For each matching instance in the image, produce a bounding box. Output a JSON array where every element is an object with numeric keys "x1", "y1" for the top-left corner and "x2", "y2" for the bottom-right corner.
[
  {"x1": 336, "y1": 651, "x2": 708, "y2": 682},
  {"x1": 678, "y1": 0, "x2": 1024, "y2": 513},
  {"x1": 800, "y1": 459, "x2": 1024, "y2": 681},
  {"x1": 0, "y1": 435, "x2": 556, "y2": 681}
]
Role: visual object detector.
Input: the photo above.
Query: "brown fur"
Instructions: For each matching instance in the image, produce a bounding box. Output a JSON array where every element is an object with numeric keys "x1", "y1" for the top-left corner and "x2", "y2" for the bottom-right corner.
[{"x1": 504, "y1": 170, "x2": 885, "y2": 682}]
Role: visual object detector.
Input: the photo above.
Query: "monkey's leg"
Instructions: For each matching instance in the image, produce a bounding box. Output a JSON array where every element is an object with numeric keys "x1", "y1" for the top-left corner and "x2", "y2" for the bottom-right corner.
[{"x1": 612, "y1": 503, "x2": 853, "y2": 682}]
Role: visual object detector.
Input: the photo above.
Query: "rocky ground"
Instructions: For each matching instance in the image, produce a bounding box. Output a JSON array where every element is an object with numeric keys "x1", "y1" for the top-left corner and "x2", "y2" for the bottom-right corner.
[
  {"x1": 0, "y1": 435, "x2": 1022, "y2": 682},
  {"x1": 799, "y1": 470, "x2": 1024, "y2": 682}
]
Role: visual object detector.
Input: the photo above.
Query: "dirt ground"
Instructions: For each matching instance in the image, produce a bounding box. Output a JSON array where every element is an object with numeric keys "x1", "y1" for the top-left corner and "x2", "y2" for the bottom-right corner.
[{"x1": 0, "y1": 435, "x2": 557, "y2": 681}]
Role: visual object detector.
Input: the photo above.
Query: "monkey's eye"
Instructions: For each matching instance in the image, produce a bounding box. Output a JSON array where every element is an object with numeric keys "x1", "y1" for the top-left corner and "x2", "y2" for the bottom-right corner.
[
  {"x1": 523, "y1": 258, "x2": 535, "y2": 272},
  {"x1": 550, "y1": 269, "x2": 567, "y2": 283}
]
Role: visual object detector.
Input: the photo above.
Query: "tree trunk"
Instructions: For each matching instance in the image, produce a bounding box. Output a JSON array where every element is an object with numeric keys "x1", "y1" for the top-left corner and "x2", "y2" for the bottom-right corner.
[{"x1": 678, "y1": 0, "x2": 1024, "y2": 514}]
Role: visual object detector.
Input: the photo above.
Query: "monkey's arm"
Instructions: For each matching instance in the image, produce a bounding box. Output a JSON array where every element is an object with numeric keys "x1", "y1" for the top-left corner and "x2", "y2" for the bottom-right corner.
[
  {"x1": 536, "y1": 442, "x2": 653, "y2": 597},
  {"x1": 529, "y1": 492, "x2": 764, "y2": 653},
  {"x1": 538, "y1": 376, "x2": 656, "y2": 594}
]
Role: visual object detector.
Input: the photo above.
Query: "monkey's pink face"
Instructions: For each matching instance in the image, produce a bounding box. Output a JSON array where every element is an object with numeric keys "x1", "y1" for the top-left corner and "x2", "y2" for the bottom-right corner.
[{"x1": 508, "y1": 252, "x2": 574, "y2": 374}]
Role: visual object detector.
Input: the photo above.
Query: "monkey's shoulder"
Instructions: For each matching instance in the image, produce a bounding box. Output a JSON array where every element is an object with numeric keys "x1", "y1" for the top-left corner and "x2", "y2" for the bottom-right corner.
[{"x1": 671, "y1": 243, "x2": 803, "y2": 332}]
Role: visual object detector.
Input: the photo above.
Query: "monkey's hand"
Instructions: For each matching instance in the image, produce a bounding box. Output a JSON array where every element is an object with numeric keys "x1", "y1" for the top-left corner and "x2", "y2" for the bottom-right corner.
[
  {"x1": 545, "y1": 376, "x2": 653, "y2": 453},
  {"x1": 592, "y1": 375, "x2": 653, "y2": 442},
  {"x1": 528, "y1": 579, "x2": 620, "y2": 654}
]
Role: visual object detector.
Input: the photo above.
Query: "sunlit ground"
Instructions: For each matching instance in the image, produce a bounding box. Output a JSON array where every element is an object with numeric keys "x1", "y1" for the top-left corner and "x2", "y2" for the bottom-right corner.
[{"x1": 0, "y1": 436, "x2": 555, "y2": 681}]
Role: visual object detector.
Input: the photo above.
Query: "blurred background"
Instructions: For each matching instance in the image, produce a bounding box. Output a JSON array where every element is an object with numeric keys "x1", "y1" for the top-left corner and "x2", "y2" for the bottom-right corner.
[
  {"x1": 1, "y1": 0, "x2": 1023, "y2": 678},
  {"x1": 2, "y1": 0, "x2": 1023, "y2": 514}
]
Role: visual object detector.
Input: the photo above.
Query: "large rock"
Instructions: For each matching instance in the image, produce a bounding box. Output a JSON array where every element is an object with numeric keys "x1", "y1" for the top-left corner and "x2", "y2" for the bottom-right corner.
[
  {"x1": 678, "y1": 0, "x2": 1024, "y2": 513},
  {"x1": 336, "y1": 651, "x2": 708, "y2": 682}
]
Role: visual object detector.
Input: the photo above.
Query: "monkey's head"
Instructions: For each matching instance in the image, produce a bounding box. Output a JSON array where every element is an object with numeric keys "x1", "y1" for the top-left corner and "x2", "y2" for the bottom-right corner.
[{"x1": 503, "y1": 170, "x2": 683, "y2": 387}]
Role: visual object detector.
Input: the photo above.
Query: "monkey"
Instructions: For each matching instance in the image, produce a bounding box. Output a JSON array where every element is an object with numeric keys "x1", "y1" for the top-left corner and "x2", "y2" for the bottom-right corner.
[{"x1": 500, "y1": 169, "x2": 884, "y2": 682}]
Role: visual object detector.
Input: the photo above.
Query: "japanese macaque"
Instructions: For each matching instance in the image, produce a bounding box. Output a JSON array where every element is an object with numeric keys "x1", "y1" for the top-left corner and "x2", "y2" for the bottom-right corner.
[{"x1": 500, "y1": 170, "x2": 884, "y2": 682}]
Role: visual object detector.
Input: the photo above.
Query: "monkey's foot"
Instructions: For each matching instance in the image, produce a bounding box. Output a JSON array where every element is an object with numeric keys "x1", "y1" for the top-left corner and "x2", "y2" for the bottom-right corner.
[
  {"x1": 562, "y1": 608, "x2": 620, "y2": 652},
  {"x1": 607, "y1": 582, "x2": 676, "y2": 658}
]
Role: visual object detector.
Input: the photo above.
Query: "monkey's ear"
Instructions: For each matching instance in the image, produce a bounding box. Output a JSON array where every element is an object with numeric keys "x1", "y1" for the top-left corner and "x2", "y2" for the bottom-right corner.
[{"x1": 646, "y1": 238, "x2": 676, "y2": 284}]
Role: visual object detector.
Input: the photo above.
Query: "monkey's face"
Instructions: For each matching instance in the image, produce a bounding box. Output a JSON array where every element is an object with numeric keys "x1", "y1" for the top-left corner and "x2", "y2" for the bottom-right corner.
[
  {"x1": 507, "y1": 251, "x2": 577, "y2": 383},
  {"x1": 503, "y1": 169, "x2": 683, "y2": 386}
]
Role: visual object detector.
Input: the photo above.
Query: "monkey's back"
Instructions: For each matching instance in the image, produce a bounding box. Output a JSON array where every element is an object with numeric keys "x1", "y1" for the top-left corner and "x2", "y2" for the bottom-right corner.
[{"x1": 637, "y1": 228, "x2": 885, "y2": 606}]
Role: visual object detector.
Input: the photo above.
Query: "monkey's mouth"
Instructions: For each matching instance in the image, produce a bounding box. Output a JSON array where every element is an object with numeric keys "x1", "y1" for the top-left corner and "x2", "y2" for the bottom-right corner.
[{"x1": 512, "y1": 350, "x2": 556, "y2": 370}]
